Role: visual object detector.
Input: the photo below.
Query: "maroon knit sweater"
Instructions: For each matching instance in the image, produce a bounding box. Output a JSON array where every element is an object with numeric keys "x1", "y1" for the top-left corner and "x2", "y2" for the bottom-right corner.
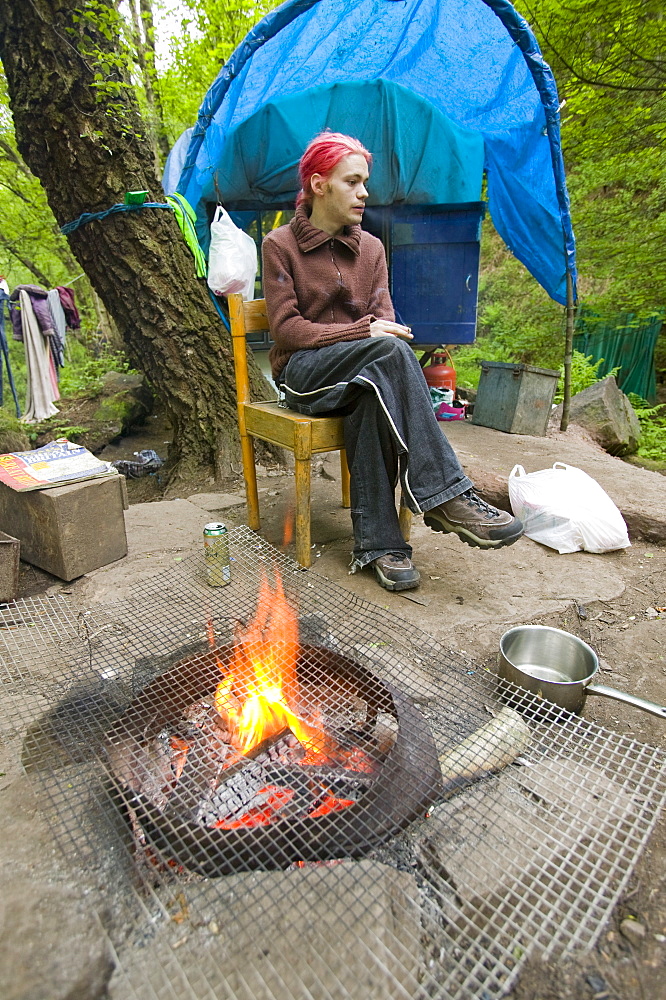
[{"x1": 262, "y1": 205, "x2": 394, "y2": 380}]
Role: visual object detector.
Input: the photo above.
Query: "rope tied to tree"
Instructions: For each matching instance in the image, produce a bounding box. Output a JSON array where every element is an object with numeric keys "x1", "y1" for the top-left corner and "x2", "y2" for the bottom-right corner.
[
  {"x1": 60, "y1": 201, "x2": 172, "y2": 235},
  {"x1": 59, "y1": 197, "x2": 229, "y2": 329}
]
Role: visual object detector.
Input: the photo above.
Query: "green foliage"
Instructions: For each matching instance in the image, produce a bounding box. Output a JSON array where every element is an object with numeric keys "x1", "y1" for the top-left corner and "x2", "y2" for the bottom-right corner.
[
  {"x1": 59, "y1": 347, "x2": 137, "y2": 399},
  {"x1": 627, "y1": 393, "x2": 666, "y2": 462},
  {"x1": 451, "y1": 226, "x2": 565, "y2": 388},
  {"x1": 159, "y1": 1, "x2": 280, "y2": 141},
  {"x1": 554, "y1": 352, "x2": 620, "y2": 403},
  {"x1": 517, "y1": 0, "x2": 666, "y2": 315},
  {"x1": 32, "y1": 423, "x2": 90, "y2": 442}
]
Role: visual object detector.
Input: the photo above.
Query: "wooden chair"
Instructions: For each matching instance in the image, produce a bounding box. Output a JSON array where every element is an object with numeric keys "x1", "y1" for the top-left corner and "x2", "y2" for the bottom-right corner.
[{"x1": 228, "y1": 292, "x2": 411, "y2": 568}]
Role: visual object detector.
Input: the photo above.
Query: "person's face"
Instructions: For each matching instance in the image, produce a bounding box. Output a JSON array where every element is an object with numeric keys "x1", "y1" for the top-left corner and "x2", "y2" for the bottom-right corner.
[{"x1": 311, "y1": 153, "x2": 369, "y2": 228}]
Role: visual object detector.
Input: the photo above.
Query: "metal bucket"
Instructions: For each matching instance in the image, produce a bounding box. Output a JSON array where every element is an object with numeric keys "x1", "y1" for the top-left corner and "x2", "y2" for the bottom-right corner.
[{"x1": 498, "y1": 625, "x2": 666, "y2": 719}]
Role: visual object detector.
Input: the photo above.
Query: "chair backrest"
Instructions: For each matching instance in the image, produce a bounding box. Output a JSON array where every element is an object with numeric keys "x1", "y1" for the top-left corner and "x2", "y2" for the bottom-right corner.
[{"x1": 228, "y1": 293, "x2": 272, "y2": 405}]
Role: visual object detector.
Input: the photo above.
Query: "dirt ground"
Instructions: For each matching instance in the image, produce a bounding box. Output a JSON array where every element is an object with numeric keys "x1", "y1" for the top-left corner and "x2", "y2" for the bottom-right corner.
[{"x1": 9, "y1": 414, "x2": 666, "y2": 1000}]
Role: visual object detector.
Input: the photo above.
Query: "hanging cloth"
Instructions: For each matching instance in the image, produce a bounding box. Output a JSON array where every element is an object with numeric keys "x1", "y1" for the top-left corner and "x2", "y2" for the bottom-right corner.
[
  {"x1": 18, "y1": 289, "x2": 59, "y2": 423},
  {"x1": 56, "y1": 286, "x2": 81, "y2": 330},
  {"x1": 47, "y1": 288, "x2": 67, "y2": 368},
  {"x1": 166, "y1": 193, "x2": 208, "y2": 278},
  {"x1": 0, "y1": 289, "x2": 21, "y2": 416}
]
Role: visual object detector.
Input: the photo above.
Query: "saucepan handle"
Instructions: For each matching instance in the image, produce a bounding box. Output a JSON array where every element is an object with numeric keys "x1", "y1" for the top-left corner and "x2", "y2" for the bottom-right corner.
[{"x1": 586, "y1": 683, "x2": 666, "y2": 719}]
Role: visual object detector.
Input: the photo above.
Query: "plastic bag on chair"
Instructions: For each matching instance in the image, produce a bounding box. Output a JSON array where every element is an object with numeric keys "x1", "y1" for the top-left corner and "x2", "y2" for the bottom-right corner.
[
  {"x1": 508, "y1": 462, "x2": 630, "y2": 554},
  {"x1": 207, "y1": 206, "x2": 257, "y2": 299}
]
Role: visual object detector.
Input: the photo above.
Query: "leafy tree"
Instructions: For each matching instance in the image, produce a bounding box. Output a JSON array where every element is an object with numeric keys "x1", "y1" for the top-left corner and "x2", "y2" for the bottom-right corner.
[
  {"x1": 0, "y1": 0, "x2": 271, "y2": 479},
  {"x1": 517, "y1": 0, "x2": 666, "y2": 314},
  {"x1": 127, "y1": 0, "x2": 171, "y2": 163},
  {"x1": 159, "y1": 1, "x2": 278, "y2": 142}
]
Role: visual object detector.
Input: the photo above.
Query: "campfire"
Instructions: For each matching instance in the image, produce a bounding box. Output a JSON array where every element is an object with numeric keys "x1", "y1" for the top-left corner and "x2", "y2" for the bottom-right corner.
[{"x1": 105, "y1": 567, "x2": 443, "y2": 873}]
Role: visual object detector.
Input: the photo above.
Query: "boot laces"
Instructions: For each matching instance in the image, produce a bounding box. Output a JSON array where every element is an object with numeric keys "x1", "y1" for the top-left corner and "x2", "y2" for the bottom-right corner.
[{"x1": 462, "y1": 490, "x2": 500, "y2": 519}]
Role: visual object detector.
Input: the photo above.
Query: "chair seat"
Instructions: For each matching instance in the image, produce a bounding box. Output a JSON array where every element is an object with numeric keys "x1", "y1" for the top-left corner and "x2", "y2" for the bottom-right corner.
[{"x1": 244, "y1": 401, "x2": 346, "y2": 453}]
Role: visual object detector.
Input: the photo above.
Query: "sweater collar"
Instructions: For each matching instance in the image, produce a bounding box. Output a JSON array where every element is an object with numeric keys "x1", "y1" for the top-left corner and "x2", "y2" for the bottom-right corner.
[{"x1": 290, "y1": 204, "x2": 362, "y2": 256}]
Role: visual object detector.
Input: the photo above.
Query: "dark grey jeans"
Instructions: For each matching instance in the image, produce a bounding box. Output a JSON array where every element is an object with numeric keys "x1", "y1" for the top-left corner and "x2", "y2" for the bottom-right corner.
[{"x1": 281, "y1": 337, "x2": 473, "y2": 568}]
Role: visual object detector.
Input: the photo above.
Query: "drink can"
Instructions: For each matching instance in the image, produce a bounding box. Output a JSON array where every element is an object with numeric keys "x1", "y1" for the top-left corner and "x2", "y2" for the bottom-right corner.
[{"x1": 203, "y1": 522, "x2": 231, "y2": 587}]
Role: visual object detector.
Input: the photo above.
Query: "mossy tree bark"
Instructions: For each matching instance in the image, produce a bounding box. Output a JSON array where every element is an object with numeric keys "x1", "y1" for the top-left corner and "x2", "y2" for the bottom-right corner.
[{"x1": 0, "y1": 0, "x2": 273, "y2": 479}]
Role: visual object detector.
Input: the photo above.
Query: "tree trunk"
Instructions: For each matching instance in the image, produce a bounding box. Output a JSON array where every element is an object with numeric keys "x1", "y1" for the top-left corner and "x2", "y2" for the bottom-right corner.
[{"x1": 0, "y1": 0, "x2": 272, "y2": 480}]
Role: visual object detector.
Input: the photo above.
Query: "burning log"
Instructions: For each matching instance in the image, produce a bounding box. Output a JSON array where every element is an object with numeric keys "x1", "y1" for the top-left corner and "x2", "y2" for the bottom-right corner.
[{"x1": 105, "y1": 565, "x2": 444, "y2": 873}]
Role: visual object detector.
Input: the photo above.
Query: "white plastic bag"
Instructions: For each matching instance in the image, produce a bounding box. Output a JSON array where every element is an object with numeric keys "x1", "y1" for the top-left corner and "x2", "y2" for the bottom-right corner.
[
  {"x1": 207, "y1": 206, "x2": 257, "y2": 299},
  {"x1": 508, "y1": 462, "x2": 630, "y2": 554}
]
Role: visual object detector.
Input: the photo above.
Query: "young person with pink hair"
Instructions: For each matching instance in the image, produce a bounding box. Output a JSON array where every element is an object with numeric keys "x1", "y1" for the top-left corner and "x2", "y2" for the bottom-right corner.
[{"x1": 262, "y1": 132, "x2": 523, "y2": 592}]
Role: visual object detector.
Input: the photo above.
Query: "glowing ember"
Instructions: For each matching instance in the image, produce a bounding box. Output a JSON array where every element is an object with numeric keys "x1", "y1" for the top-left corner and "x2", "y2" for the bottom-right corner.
[
  {"x1": 307, "y1": 795, "x2": 356, "y2": 819},
  {"x1": 213, "y1": 571, "x2": 335, "y2": 760},
  {"x1": 212, "y1": 786, "x2": 295, "y2": 829},
  {"x1": 169, "y1": 737, "x2": 189, "y2": 781}
]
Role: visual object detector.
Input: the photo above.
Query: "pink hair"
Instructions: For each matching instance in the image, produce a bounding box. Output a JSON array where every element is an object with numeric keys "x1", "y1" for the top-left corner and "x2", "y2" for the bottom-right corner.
[{"x1": 296, "y1": 131, "x2": 372, "y2": 209}]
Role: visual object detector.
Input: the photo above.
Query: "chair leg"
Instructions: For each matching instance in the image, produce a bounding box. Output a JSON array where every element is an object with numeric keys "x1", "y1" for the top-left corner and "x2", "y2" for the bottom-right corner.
[
  {"x1": 399, "y1": 491, "x2": 412, "y2": 542},
  {"x1": 339, "y1": 448, "x2": 351, "y2": 508},
  {"x1": 293, "y1": 422, "x2": 313, "y2": 568},
  {"x1": 240, "y1": 429, "x2": 260, "y2": 530}
]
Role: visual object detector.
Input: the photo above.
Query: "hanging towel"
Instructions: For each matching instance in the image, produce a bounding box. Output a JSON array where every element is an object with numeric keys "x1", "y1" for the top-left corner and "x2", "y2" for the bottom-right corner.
[
  {"x1": 47, "y1": 288, "x2": 67, "y2": 368},
  {"x1": 19, "y1": 290, "x2": 59, "y2": 423}
]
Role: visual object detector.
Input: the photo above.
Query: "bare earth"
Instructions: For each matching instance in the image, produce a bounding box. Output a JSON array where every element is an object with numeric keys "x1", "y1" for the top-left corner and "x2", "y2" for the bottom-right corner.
[{"x1": 4, "y1": 417, "x2": 665, "y2": 1000}]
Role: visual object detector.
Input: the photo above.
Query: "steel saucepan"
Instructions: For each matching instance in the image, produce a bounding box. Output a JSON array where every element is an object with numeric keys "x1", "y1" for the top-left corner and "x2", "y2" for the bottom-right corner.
[{"x1": 498, "y1": 625, "x2": 666, "y2": 719}]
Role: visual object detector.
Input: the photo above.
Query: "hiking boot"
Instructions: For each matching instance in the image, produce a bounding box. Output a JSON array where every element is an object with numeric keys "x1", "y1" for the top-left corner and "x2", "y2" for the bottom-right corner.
[
  {"x1": 424, "y1": 490, "x2": 524, "y2": 549},
  {"x1": 372, "y1": 553, "x2": 421, "y2": 592}
]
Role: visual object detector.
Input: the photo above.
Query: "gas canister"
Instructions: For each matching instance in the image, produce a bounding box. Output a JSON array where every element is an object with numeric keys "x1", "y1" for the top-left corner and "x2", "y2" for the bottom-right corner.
[{"x1": 422, "y1": 349, "x2": 456, "y2": 392}]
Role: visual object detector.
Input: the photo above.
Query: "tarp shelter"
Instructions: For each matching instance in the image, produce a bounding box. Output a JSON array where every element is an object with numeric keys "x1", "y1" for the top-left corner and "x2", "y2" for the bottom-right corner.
[
  {"x1": 574, "y1": 311, "x2": 664, "y2": 403},
  {"x1": 173, "y1": 0, "x2": 577, "y2": 306}
]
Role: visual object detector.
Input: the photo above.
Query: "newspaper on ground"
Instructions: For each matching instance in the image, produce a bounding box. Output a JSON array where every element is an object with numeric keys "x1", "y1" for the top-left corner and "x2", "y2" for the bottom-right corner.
[{"x1": 0, "y1": 439, "x2": 118, "y2": 492}]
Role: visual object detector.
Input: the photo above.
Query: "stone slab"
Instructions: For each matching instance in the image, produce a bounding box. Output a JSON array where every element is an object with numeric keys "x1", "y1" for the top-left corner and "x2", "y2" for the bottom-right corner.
[
  {"x1": 0, "y1": 475, "x2": 128, "y2": 581},
  {"x1": 0, "y1": 529, "x2": 20, "y2": 602},
  {"x1": 109, "y1": 861, "x2": 423, "y2": 1000},
  {"x1": 551, "y1": 376, "x2": 641, "y2": 455},
  {"x1": 186, "y1": 491, "x2": 246, "y2": 512},
  {"x1": 1, "y1": 876, "x2": 113, "y2": 1000},
  {"x1": 444, "y1": 420, "x2": 666, "y2": 544},
  {"x1": 124, "y1": 498, "x2": 211, "y2": 554}
]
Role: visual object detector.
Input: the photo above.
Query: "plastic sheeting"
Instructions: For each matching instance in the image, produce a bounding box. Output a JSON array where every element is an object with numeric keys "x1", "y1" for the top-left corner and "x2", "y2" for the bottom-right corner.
[
  {"x1": 574, "y1": 312, "x2": 664, "y2": 403},
  {"x1": 200, "y1": 79, "x2": 484, "y2": 208},
  {"x1": 163, "y1": 127, "x2": 193, "y2": 198},
  {"x1": 176, "y1": 0, "x2": 577, "y2": 304}
]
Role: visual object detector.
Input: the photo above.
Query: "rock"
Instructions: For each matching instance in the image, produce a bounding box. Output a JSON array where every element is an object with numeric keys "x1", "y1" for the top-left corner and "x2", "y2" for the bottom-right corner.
[
  {"x1": 109, "y1": 861, "x2": 423, "y2": 1000},
  {"x1": 0, "y1": 877, "x2": 114, "y2": 1000},
  {"x1": 418, "y1": 760, "x2": 638, "y2": 927},
  {"x1": 89, "y1": 371, "x2": 154, "y2": 448},
  {"x1": 0, "y1": 408, "x2": 30, "y2": 453},
  {"x1": 34, "y1": 370, "x2": 154, "y2": 454},
  {"x1": 620, "y1": 917, "x2": 647, "y2": 946},
  {"x1": 551, "y1": 377, "x2": 641, "y2": 456},
  {"x1": 586, "y1": 972, "x2": 608, "y2": 993},
  {"x1": 186, "y1": 491, "x2": 247, "y2": 511}
]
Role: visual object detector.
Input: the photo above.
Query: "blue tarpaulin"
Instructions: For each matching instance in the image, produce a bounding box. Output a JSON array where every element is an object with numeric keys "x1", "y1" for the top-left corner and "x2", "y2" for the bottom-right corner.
[{"x1": 174, "y1": 0, "x2": 576, "y2": 304}]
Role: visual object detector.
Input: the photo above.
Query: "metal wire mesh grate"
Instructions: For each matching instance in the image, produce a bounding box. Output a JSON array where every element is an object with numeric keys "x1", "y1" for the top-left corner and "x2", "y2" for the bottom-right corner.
[{"x1": 1, "y1": 525, "x2": 664, "y2": 1000}]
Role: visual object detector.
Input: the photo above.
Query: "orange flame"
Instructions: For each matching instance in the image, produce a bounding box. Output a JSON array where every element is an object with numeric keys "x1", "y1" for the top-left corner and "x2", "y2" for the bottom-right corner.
[
  {"x1": 213, "y1": 569, "x2": 333, "y2": 759},
  {"x1": 281, "y1": 506, "x2": 294, "y2": 550}
]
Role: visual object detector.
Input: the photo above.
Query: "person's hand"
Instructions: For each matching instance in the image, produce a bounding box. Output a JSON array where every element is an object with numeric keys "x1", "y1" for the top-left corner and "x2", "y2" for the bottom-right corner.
[{"x1": 369, "y1": 320, "x2": 413, "y2": 341}]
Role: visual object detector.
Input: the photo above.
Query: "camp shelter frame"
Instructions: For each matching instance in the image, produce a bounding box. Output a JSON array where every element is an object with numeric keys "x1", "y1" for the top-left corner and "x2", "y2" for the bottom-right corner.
[{"x1": 176, "y1": 0, "x2": 578, "y2": 423}]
